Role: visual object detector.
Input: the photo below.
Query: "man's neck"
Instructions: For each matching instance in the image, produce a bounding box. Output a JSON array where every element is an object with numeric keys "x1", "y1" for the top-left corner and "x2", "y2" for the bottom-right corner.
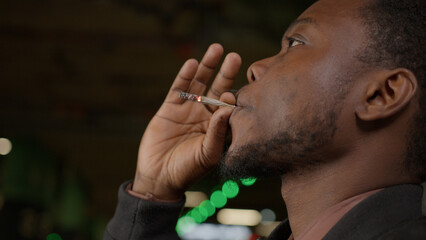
[
  {"x1": 279, "y1": 158, "x2": 414, "y2": 239},
  {"x1": 280, "y1": 166, "x2": 347, "y2": 239}
]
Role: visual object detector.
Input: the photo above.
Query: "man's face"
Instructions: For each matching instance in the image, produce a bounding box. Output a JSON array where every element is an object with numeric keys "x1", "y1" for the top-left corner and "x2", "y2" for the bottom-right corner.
[{"x1": 222, "y1": 0, "x2": 369, "y2": 178}]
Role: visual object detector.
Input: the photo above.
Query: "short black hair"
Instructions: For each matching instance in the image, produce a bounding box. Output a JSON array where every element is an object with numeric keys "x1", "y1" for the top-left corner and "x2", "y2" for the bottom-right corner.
[{"x1": 358, "y1": 0, "x2": 426, "y2": 180}]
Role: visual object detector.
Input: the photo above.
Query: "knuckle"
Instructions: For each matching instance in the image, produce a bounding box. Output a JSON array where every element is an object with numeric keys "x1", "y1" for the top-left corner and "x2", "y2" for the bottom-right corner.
[{"x1": 209, "y1": 87, "x2": 221, "y2": 97}]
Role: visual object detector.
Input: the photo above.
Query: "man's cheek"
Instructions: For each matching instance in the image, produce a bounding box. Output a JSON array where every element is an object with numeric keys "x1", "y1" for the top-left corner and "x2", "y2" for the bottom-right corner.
[
  {"x1": 255, "y1": 103, "x2": 285, "y2": 137},
  {"x1": 229, "y1": 118, "x2": 257, "y2": 149}
]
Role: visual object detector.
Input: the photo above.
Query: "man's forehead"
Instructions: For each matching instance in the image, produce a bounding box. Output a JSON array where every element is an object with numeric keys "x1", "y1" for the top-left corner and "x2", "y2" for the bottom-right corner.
[
  {"x1": 302, "y1": 0, "x2": 369, "y2": 19},
  {"x1": 288, "y1": 0, "x2": 369, "y2": 36},
  {"x1": 287, "y1": 17, "x2": 318, "y2": 33}
]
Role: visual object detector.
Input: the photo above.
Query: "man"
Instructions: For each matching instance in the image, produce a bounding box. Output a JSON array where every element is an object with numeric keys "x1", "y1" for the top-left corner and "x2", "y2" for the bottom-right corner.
[{"x1": 104, "y1": 0, "x2": 426, "y2": 239}]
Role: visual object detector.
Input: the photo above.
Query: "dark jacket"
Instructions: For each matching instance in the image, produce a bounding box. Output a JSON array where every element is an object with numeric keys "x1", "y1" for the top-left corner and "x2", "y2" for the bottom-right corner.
[{"x1": 104, "y1": 182, "x2": 426, "y2": 240}]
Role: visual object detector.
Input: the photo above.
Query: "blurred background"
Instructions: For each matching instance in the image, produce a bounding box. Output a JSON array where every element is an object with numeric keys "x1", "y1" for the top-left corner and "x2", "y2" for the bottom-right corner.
[{"x1": 0, "y1": 0, "x2": 354, "y2": 239}]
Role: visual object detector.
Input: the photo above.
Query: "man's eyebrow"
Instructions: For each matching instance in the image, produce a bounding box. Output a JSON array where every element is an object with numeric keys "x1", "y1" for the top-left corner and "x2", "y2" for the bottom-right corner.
[{"x1": 287, "y1": 17, "x2": 317, "y2": 32}]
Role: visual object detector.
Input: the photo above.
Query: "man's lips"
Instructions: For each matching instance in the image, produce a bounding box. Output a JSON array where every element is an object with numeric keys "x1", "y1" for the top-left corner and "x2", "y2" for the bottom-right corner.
[
  {"x1": 229, "y1": 95, "x2": 251, "y2": 140},
  {"x1": 230, "y1": 89, "x2": 253, "y2": 127},
  {"x1": 230, "y1": 95, "x2": 252, "y2": 124},
  {"x1": 233, "y1": 87, "x2": 253, "y2": 108},
  {"x1": 235, "y1": 95, "x2": 251, "y2": 110}
]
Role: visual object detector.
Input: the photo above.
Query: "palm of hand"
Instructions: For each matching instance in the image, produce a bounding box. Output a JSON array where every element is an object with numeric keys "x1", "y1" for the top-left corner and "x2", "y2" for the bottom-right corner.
[
  {"x1": 133, "y1": 44, "x2": 241, "y2": 200},
  {"x1": 138, "y1": 101, "x2": 214, "y2": 193}
]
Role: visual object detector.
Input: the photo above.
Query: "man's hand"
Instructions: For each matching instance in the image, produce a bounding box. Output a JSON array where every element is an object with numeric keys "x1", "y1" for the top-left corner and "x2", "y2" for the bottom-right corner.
[{"x1": 133, "y1": 44, "x2": 241, "y2": 200}]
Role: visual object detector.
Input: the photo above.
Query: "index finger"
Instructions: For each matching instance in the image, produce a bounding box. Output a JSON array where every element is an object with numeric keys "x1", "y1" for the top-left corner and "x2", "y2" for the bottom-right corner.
[
  {"x1": 206, "y1": 52, "x2": 241, "y2": 111},
  {"x1": 165, "y1": 59, "x2": 199, "y2": 104},
  {"x1": 207, "y1": 52, "x2": 241, "y2": 99},
  {"x1": 187, "y1": 43, "x2": 224, "y2": 95}
]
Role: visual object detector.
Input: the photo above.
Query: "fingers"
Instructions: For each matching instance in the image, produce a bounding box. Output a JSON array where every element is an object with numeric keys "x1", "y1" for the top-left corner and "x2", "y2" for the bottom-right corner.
[
  {"x1": 201, "y1": 103, "x2": 233, "y2": 168},
  {"x1": 165, "y1": 59, "x2": 199, "y2": 104},
  {"x1": 165, "y1": 44, "x2": 240, "y2": 105},
  {"x1": 206, "y1": 52, "x2": 241, "y2": 100},
  {"x1": 219, "y1": 91, "x2": 237, "y2": 106},
  {"x1": 188, "y1": 43, "x2": 224, "y2": 95}
]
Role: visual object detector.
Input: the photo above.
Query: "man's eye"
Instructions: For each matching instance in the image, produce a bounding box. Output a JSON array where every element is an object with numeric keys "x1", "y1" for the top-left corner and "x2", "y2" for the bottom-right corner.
[{"x1": 286, "y1": 37, "x2": 304, "y2": 48}]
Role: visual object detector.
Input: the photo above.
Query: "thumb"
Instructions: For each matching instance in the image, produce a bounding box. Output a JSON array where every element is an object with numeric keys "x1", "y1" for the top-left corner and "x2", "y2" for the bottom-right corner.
[{"x1": 201, "y1": 92, "x2": 236, "y2": 167}]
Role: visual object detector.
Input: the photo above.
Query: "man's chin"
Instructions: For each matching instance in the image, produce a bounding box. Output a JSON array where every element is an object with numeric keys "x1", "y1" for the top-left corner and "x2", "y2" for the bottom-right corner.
[
  {"x1": 219, "y1": 143, "x2": 288, "y2": 181},
  {"x1": 220, "y1": 130, "x2": 328, "y2": 181},
  {"x1": 219, "y1": 154, "x2": 257, "y2": 181}
]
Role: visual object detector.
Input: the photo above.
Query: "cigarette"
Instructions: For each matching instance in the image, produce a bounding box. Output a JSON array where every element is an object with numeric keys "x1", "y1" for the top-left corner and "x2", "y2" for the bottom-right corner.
[{"x1": 179, "y1": 92, "x2": 235, "y2": 108}]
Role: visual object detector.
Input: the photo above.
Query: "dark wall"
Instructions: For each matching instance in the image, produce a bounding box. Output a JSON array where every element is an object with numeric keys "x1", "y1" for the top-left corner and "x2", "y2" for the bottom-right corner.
[{"x1": 0, "y1": 0, "x2": 314, "y2": 239}]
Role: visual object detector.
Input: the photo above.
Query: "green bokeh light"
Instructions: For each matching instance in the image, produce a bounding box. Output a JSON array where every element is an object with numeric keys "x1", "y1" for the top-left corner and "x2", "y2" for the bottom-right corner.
[
  {"x1": 177, "y1": 178, "x2": 257, "y2": 237},
  {"x1": 240, "y1": 177, "x2": 257, "y2": 186},
  {"x1": 189, "y1": 208, "x2": 205, "y2": 223},
  {"x1": 197, "y1": 206, "x2": 209, "y2": 219},
  {"x1": 176, "y1": 216, "x2": 196, "y2": 235},
  {"x1": 222, "y1": 180, "x2": 239, "y2": 198},
  {"x1": 46, "y1": 233, "x2": 62, "y2": 240},
  {"x1": 200, "y1": 200, "x2": 215, "y2": 216},
  {"x1": 210, "y1": 190, "x2": 227, "y2": 208}
]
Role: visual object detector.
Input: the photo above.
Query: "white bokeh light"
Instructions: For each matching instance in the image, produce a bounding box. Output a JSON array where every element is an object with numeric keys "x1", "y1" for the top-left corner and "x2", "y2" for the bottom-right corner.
[
  {"x1": 0, "y1": 138, "x2": 12, "y2": 155},
  {"x1": 217, "y1": 208, "x2": 261, "y2": 226},
  {"x1": 260, "y1": 208, "x2": 276, "y2": 222}
]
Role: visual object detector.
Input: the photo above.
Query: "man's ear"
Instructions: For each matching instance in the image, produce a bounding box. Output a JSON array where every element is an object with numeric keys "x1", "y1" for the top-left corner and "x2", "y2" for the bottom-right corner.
[{"x1": 355, "y1": 68, "x2": 418, "y2": 121}]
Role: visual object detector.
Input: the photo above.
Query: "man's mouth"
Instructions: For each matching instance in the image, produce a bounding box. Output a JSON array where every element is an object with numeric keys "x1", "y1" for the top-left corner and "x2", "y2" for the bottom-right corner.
[
  {"x1": 230, "y1": 96, "x2": 252, "y2": 125},
  {"x1": 235, "y1": 95, "x2": 251, "y2": 110},
  {"x1": 234, "y1": 90, "x2": 249, "y2": 109}
]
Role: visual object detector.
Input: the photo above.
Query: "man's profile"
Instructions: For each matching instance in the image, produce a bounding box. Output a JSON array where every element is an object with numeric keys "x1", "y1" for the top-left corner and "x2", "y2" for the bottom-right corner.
[{"x1": 103, "y1": 0, "x2": 426, "y2": 239}]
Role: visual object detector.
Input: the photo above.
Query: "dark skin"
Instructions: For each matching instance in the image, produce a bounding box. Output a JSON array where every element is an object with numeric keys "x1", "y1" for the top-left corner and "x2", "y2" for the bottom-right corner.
[{"x1": 133, "y1": 0, "x2": 420, "y2": 238}]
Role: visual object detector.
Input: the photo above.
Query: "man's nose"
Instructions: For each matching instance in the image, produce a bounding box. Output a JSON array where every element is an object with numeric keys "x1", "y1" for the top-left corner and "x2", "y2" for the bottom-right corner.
[{"x1": 246, "y1": 56, "x2": 274, "y2": 83}]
